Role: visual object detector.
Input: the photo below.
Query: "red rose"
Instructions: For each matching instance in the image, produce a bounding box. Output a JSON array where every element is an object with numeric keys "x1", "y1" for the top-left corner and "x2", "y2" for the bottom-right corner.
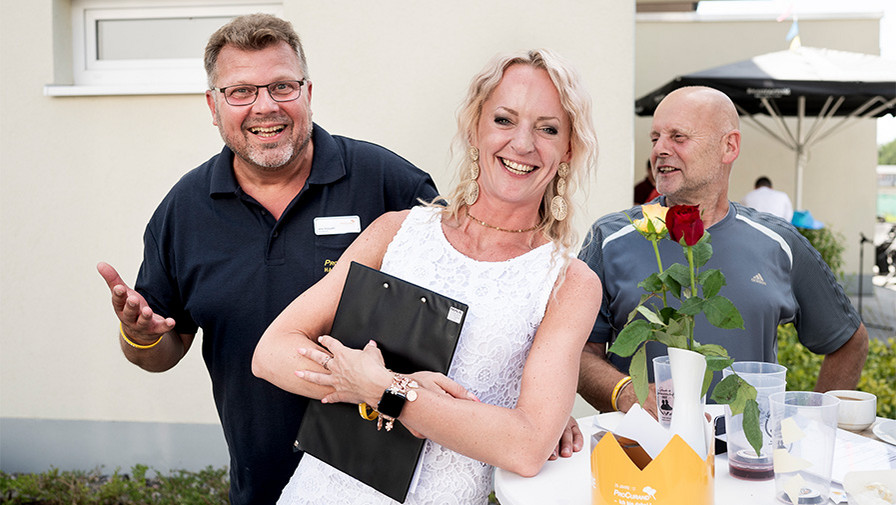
[{"x1": 666, "y1": 205, "x2": 704, "y2": 246}]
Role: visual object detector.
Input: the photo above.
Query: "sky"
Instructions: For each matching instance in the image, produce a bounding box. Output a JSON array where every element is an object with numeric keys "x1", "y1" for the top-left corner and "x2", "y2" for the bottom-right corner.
[{"x1": 696, "y1": 0, "x2": 895, "y2": 145}]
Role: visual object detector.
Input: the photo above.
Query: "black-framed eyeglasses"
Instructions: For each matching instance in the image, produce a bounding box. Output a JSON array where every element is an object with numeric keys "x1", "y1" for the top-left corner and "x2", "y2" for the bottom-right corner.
[{"x1": 213, "y1": 79, "x2": 306, "y2": 106}]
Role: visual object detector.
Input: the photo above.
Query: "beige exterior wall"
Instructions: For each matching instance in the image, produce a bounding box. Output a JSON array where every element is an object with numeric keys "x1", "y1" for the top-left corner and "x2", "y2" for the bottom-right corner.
[
  {"x1": 636, "y1": 13, "x2": 882, "y2": 282},
  {"x1": 0, "y1": 0, "x2": 632, "y2": 447},
  {"x1": 1, "y1": 1, "x2": 880, "y2": 472}
]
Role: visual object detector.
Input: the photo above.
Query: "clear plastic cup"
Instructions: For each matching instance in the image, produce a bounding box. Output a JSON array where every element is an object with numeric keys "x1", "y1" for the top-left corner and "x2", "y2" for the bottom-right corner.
[
  {"x1": 727, "y1": 361, "x2": 787, "y2": 381},
  {"x1": 722, "y1": 372, "x2": 786, "y2": 480},
  {"x1": 652, "y1": 356, "x2": 674, "y2": 428},
  {"x1": 769, "y1": 391, "x2": 840, "y2": 504}
]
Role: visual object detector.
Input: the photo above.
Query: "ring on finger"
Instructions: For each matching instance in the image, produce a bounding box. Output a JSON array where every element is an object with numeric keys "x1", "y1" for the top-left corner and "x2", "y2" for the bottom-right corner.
[{"x1": 322, "y1": 356, "x2": 332, "y2": 371}]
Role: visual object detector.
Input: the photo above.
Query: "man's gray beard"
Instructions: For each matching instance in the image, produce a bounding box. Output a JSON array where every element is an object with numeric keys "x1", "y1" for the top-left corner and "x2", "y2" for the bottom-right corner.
[
  {"x1": 219, "y1": 120, "x2": 313, "y2": 172},
  {"x1": 248, "y1": 142, "x2": 296, "y2": 171}
]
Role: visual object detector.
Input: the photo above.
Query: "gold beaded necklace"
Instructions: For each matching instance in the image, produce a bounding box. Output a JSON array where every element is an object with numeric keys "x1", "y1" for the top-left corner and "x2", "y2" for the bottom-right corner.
[{"x1": 465, "y1": 208, "x2": 540, "y2": 233}]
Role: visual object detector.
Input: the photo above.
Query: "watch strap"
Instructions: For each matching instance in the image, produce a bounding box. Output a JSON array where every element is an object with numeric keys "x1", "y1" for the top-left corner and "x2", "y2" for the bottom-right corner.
[{"x1": 376, "y1": 374, "x2": 419, "y2": 431}]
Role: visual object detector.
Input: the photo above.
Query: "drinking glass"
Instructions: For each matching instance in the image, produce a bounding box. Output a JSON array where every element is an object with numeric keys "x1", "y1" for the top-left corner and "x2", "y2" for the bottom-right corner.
[
  {"x1": 769, "y1": 391, "x2": 839, "y2": 504},
  {"x1": 728, "y1": 361, "x2": 787, "y2": 381},
  {"x1": 652, "y1": 356, "x2": 674, "y2": 428},
  {"x1": 723, "y1": 372, "x2": 786, "y2": 480}
]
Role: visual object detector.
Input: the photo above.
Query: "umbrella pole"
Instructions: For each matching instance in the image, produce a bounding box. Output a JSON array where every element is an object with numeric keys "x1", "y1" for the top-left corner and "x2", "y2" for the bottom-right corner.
[
  {"x1": 858, "y1": 233, "x2": 866, "y2": 318},
  {"x1": 795, "y1": 146, "x2": 806, "y2": 211},
  {"x1": 794, "y1": 98, "x2": 806, "y2": 211}
]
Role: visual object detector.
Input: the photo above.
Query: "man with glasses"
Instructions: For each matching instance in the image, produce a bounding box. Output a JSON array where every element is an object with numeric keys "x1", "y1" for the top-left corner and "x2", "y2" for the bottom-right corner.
[{"x1": 97, "y1": 14, "x2": 436, "y2": 505}]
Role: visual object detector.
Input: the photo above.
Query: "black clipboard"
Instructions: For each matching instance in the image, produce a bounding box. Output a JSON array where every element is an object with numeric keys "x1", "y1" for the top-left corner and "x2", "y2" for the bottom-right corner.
[{"x1": 295, "y1": 261, "x2": 468, "y2": 503}]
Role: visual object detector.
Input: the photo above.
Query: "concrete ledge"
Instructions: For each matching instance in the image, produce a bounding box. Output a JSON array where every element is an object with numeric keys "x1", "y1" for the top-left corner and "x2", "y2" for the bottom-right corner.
[{"x1": 0, "y1": 418, "x2": 229, "y2": 474}]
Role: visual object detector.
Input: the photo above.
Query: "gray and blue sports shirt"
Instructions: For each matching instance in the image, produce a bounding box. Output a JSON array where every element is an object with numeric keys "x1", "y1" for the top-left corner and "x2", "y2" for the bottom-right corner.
[{"x1": 578, "y1": 199, "x2": 861, "y2": 381}]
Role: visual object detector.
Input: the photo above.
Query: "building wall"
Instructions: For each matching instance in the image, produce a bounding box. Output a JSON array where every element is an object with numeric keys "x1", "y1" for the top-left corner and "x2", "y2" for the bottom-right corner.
[
  {"x1": 2, "y1": 2, "x2": 881, "y2": 476},
  {"x1": 0, "y1": 1, "x2": 633, "y2": 472},
  {"x1": 636, "y1": 13, "x2": 882, "y2": 288}
]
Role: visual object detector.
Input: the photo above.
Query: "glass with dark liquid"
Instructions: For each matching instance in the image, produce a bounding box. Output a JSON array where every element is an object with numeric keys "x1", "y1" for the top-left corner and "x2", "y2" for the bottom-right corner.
[
  {"x1": 722, "y1": 368, "x2": 786, "y2": 481},
  {"x1": 728, "y1": 449, "x2": 775, "y2": 480}
]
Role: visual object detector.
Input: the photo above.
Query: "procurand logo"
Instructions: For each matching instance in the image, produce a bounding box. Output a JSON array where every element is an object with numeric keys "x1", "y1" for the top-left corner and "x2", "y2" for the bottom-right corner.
[{"x1": 612, "y1": 485, "x2": 658, "y2": 502}]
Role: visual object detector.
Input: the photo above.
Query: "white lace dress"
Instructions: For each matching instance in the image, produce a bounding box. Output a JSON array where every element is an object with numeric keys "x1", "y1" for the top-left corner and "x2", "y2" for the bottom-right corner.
[{"x1": 277, "y1": 206, "x2": 565, "y2": 505}]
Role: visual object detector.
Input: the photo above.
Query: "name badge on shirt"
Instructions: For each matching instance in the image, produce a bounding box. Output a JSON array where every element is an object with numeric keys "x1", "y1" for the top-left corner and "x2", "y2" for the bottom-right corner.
[{"x1": 314, "y1": 215, "x2": 362, "y2": 236}]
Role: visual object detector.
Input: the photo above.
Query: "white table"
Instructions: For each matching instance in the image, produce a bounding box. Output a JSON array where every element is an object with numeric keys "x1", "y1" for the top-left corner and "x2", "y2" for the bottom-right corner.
[
  {"x1": 494, "y1": 414, "x2": 893, "y2": 505},
  {"x1": 495, "y1": 442, "x2": 774, "y2": 504}
]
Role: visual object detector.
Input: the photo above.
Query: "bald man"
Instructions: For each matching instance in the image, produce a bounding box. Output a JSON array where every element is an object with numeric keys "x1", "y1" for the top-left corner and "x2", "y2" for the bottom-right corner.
[{"x1": 577, "y1": 86, "x2": 868, "y2": 416}]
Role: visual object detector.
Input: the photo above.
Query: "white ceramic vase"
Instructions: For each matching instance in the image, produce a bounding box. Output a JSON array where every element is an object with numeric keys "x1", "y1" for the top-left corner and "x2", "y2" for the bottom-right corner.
[{"x1": 668, "y1": 346, "x2": 708, "y2": 459}]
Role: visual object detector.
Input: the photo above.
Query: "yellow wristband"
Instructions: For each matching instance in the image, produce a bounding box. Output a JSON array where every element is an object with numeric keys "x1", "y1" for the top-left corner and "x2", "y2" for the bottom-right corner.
[
  {"x1": 119, "y1": 322, "x2": 164, "y2": 349},
  {"x1": 359, "y1": 402, "x2": 378, "y2": 421},
  {"x1": 610, "y1": 376, "x2": 633, "y2": 411}
]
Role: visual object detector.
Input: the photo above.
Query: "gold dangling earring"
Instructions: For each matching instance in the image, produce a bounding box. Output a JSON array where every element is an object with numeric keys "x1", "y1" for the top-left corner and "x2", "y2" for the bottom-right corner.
[
  {"x1": 464, "y1": 146, "x2": 480, "y2": 206},
  {"x1": 550, "y1": 162, "x2": 570, "y2": 221}
]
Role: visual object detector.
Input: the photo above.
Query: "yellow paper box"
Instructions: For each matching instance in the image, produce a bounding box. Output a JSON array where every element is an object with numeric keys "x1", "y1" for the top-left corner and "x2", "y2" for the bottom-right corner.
[{"x1": 591, "y1": 432, "x2": 714, "y2": 505}]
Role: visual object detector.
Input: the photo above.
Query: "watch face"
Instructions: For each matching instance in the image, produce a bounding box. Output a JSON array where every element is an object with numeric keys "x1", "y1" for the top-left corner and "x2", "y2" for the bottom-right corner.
[{"x1": 378, "y1": 390, "x2": 406, "y2": 418}]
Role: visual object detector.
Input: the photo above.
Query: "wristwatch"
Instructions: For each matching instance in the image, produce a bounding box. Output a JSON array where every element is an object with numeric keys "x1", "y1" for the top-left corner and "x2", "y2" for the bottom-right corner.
[{"x1": 376, "y1": 374, "x2": 419, "y2": 431}]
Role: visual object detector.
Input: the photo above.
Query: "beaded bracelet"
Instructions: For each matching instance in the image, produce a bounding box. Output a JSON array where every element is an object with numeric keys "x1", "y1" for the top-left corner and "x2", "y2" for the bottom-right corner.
[{"x1": 119, "y1": 321, "x2": 164, "y2": 349}]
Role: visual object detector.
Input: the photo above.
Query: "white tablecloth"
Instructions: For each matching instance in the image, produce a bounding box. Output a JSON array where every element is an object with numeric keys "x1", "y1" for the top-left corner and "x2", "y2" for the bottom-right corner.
[{"x1": 494, "y1": 414, "x2": 884, "y2": 505}]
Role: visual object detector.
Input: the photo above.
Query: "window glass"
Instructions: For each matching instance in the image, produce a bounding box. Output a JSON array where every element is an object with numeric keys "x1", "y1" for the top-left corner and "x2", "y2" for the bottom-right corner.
[
  {"x1": 96, "y1": 17, "x2": 233, "y2": 61},
  {"x1": 47, "y1": 1, "x2": 282, "y2": 95}
]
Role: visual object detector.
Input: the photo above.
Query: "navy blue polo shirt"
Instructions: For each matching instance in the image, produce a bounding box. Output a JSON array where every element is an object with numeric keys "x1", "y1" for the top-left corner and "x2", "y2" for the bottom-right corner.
[{"x1": 135, "y1": 123, "x2": 437, "y2": 505}]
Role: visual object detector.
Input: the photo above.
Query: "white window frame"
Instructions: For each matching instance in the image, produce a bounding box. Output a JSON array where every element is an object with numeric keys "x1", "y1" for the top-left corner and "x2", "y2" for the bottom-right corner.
[{"x1": 46, "y1": 0, "x2": 283, "y2": 96}]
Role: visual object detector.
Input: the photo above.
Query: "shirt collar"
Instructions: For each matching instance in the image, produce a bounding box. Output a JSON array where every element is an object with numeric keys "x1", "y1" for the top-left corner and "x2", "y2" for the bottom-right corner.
[
  {"x1": 209, "y1": 146, "x2": 239, "y2": 197},
  {"x1": 306, "y1": 123, "x2": 345, "y2": 185},
  {"x1": 709, "y1": 202, "x2": 736, "y2": 231}
]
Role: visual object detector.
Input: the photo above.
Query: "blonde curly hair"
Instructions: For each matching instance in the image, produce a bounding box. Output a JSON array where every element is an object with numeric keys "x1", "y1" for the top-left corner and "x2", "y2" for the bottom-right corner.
[{"x1": 432, "y1": 49, "x2": 598, "y2": 257}]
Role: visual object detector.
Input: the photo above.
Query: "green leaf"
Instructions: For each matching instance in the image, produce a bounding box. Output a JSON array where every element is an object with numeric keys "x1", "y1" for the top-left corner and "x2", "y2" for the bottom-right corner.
[
  {"x1": 664, "y1": 263, "x2": 691, "y2": 290},
  {"x1": 698, "y1": 269, "x2": 725, "y2": 298},
  {"x1": 694, "y1": 343, "x2": 731, "y2": 359},
  {"x1": 609, "y1": 320, "x2": 650, "y2": 357},
  {"x1": 665, "y1": 317, "x2": 693, "y2": 348},
  {"x1": 704, "y1": 355, "x2": 734, "y2": 372},
  {"x1": 656, "y1": 269, "x2": 682, "y2": 299},
  {"x1": 692, "y1": 240, "x2": 712, "y2": 269},
  {"x1": 636, "y1": 306, "x2": 665, "y2": 325},
  {"x1": 734, "y1": 380, "x2": 758, "y2": 411},
  {"x1": 700, "y1": 345, "x2": 733, "y2": 373},
  {"x1": 715, "y1": 375, "x2": 758, "y2": 416},
  {"x1": 659, "y1": 306, "x2": 678, "y2": 324},
  {"x1": 654, "y1": 330, "x2": 688, "y2": 349},
  {"x1": 631, "y1": 345, "x2": 649, "y2": 406},
  {"x1": 701, "y1": 367, "x2": 713, "y2": 397},
  {"x1": 703, "y1": 296, "x2": 745, "y2": 329},
  {"x1": 678, "y1": 296, "x2": 704, "y2": 316},
  {"x1": 625, "y1": 301, "x2": 646, "y2": 324},
  {"x1": 638, "y1": 272, "x2": 664, "y2": 293},
  {"x1": 743, "y1": 399, "x2": 763, "y2": 457},
  {"x1": 710, "y1": 373, "x2": 741, "y2": 405}
]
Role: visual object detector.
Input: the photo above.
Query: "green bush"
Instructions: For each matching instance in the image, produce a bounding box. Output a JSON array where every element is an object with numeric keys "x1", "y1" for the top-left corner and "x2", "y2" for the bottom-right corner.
[
  {"x1": 777, "y1": 323, "x2": 896, "y2": 419},
  {"x1": 0, "y1": 465, "x2": 229, "y2": 505},
  {"x1": 797, "y1": 227, "x2": 846, "y2": 280},
  {"x1": 781, "y1": 225, "x2": 895, "y2": 418},
  {"x1": 880, "y1": 138, "x2": 896, "y2": 165}
]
